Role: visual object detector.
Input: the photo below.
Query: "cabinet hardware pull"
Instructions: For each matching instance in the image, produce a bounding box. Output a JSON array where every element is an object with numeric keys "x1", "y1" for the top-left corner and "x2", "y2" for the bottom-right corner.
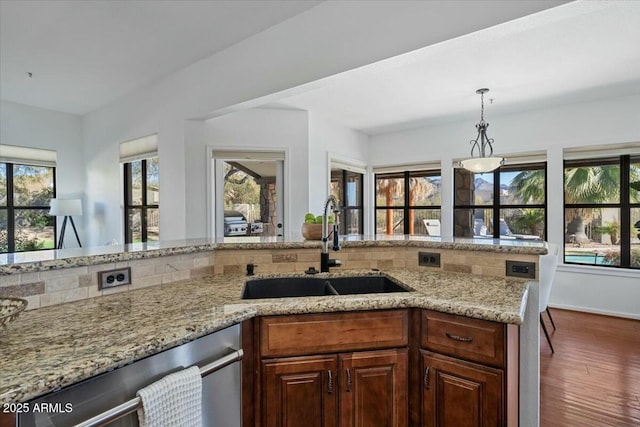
[
  {"x1": 327, "y1": 370, "x2": 333, "y2": 394},
  {"x1": 346, "y1": 368, "x2": 352, "y2": 392},
  {"x1": 423, "y1": 366, "x2": 431, "y2": 390},
  {"x1": 446, "y1": 332, "x2": 473, "y2": 342}
]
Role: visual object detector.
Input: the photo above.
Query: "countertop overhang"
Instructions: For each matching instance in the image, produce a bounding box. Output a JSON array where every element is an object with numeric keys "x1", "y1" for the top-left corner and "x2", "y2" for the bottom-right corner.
[{"x1": 0, "y1": 268, "x2": 529, "y2": 405}]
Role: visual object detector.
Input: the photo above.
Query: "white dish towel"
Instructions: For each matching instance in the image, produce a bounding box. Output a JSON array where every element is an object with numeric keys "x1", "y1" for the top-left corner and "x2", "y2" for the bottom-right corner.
[{"x1": 136, "y1": 365, "x2": 202, "y2": 427}]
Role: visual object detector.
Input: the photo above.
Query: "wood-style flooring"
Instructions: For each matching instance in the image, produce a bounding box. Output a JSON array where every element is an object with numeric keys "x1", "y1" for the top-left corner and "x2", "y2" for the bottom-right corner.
[{"x1": 540, "y1": 308, "x2": 640, "y2": 426}]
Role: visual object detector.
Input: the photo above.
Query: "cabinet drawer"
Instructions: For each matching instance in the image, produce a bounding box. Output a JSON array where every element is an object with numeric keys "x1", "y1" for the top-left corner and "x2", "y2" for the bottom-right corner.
[
  {"x1": 421, "y1": 310, "x2": 505, "y2": 367},
  {"x1": 261, "y1": 310, "x2": 409, "y2": 357}
]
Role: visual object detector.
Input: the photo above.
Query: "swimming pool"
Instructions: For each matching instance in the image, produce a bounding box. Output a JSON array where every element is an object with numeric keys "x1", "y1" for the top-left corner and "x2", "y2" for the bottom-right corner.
[{"x1": 564, "y1": 254, "x2": 609, "y2": 265}]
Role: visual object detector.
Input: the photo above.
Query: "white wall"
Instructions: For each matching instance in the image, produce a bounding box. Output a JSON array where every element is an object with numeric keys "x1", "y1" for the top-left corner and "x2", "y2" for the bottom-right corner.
[
  {"x1": 308, "y1": 112, "x2": 369, "y2": 215},
  {"x1": 81, "y1": 1, "x2": 559, "y2": 247},
  {"x1": 193, "y1": 110, "x2": 370, "y2": 238},
  {"x1": 370, "y1": 93, "x2": 640, "y2": 318},
  {"x1": 199, "y1": 108, "x2": 310, "y2": 238},
  {"x1": 0, "y1": 101, "x2": 85, "y2": 246}
]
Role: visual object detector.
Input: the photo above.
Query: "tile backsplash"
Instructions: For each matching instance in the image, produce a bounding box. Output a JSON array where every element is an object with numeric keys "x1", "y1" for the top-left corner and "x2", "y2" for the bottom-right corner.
[{"x1": 0, "y1": 247, "x2": 538, "y2": 311}]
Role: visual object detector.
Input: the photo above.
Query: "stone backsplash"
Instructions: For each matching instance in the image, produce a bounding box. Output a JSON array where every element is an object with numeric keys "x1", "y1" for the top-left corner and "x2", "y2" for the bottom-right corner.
[{"x1": 0, "y1": 246, "x2": 538, "y2": 311}]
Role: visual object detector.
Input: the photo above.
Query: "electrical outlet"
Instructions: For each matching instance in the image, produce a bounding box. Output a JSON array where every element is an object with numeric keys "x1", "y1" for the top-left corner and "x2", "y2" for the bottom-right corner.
[
  {"x1": 418, "y1": 252, "x2": 441, "y2": 267},
  {"x1": 505, "y1": 261, "x2": 536, "y2": 279},
  {"x1": 98, "y1": 267, "x2": 131, "y2": 290}
]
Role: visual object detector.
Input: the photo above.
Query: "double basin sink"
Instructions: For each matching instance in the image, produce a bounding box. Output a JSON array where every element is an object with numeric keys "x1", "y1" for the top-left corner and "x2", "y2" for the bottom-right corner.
[{"x1": 241, "y1": 275, "x2": 413, "y2": 299}]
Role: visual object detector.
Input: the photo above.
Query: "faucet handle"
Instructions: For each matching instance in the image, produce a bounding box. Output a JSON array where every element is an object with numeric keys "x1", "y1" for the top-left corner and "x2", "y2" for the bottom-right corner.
[
  {"x1": 328, "y1": 259, "x2": 341, "y2": 268},
  {"x1": 332, "y1": 223, "x2": 341, "y2": 251}
]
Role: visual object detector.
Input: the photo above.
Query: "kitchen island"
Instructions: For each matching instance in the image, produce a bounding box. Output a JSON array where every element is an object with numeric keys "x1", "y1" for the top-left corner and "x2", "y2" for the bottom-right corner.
[{"x1": 0, "y1": 237, "x2": 545, "y2": 426}]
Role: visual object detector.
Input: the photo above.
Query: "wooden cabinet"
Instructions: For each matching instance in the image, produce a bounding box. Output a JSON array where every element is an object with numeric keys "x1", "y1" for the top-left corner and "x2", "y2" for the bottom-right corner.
[
  {"x1": 262, "y1": 355, "x2": 338, "y2": 427},
  {"x1": 419, "y1": 310, "x2": 519, "y2": 427},
  {"x1": 244, "y1": 308, "x2": 517, "y2": 427},
  {"x1": 421, "y1": 351, "x2": 503, "y2": 427},
  {"x1": 340, "y1": 349, "x2": 408, "y2": 427},
  {"x1": 248, "y1": 310, "x2": 409, "y2": 427},
  {"x1": 261, "y1": 349, "x2": 407, "y2": 427}
]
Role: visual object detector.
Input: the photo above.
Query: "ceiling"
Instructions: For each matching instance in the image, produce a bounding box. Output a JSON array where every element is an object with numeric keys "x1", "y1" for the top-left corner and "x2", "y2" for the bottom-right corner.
[
  {"x1": 2, "y1": 1, "x2": 638, "y2": 134},
  {"x1": 0, "y1": 0, "x2": 320, "y2": 115},
  {"x1": 266, "y1": 1, "x2": 640, "y2": 135}
]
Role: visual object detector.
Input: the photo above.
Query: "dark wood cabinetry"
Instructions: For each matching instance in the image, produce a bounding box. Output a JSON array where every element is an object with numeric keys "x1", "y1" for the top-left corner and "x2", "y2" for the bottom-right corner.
[
  {"x1": 262, "y1": 354, "x2": 338, "y2": 427},
  {"x1": 421, "y1": 351, "x2": 503, "y2": 427},
  {"x1": 247, "y1": 310, "x2": 409, "y2": 427},
  {"x1": 244, "y1": 309, "x2": 518, "y2": 427},
  {"x1": 261, "y1": 349, "x2": 407, "y2": 427},
  {"x1": 340, "y1": 349, "x2": 408, "y2": 427},
  {"x1": 419, "y1": 310, "x2": 519, "y2": 427}
]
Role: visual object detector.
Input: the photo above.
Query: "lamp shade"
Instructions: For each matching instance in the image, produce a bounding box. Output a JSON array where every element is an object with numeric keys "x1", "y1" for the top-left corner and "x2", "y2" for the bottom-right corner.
[
  {"x1": 459, "y1": 157, "x2": 505, "y2": 173},
  {"x1": 50, "y1": 199, "x2": 83, "y2": 216}
]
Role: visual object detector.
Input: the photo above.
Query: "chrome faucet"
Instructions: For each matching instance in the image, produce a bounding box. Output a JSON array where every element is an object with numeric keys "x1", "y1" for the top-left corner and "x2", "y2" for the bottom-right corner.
[{"x1": 320, "y1": 195, "x2": 341, "y2": 272}]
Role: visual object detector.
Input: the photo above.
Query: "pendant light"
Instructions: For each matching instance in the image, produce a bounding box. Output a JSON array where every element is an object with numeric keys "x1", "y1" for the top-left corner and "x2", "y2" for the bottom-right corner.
[{"x1": 459, "y1": 88, "x2": 504, "y2": 173}]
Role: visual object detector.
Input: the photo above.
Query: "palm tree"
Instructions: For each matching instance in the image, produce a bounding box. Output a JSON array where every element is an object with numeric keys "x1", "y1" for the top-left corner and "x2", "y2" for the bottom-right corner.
[
  {"x1": 563, "y1": 165, "x2": 620, "y2": 243},
  {"x1": 376, "y1": 177, "x2": 436, "y2": 234},
  {"x1": 510, "y1": 171, "x2": 545, "y2": 204},
  {"x1": 513, "y1": 208, "x2": 545, "y2": 236},
  {"x1": 511, "y1": 165, "x2": 622, "y2": 243},
  {"x1": 408, "y1": 177, "x2": 436, "y2": 234},
  {"x1": 376, "y1": 178, "x2": 403, "y2": 234}
]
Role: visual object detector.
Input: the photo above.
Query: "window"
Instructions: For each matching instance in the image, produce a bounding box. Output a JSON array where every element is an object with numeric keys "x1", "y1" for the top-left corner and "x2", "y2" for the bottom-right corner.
[
  {"x1": 454, "y1": 163, "x2": 547, "y2": 240},
  {"x1": 375, "y1": 170, "x2": 441, "y2": 235},
  {"x1": 563, "y1": 155, "x2": 640, "y2": 269},
  {"x1": 0, "y1": 161, "x2": 56, "y2": 252},
  {"x1": 124, "y1": 157, "x2": 159, "y2": 243},
  {"x1": 331, "y1": 169, "x2": 363, "y2": 234}
]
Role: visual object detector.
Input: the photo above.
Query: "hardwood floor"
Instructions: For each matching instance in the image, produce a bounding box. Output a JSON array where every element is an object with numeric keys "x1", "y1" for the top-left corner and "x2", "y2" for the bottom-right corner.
[{"x1": 540, "y1": 308, "x2": 640, "y2": 427}]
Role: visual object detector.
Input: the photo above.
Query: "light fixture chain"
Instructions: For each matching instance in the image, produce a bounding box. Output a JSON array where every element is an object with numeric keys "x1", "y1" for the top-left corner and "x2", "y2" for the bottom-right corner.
[{"x1": 459, "y1": 88, "x2": 504, "y2": 173}]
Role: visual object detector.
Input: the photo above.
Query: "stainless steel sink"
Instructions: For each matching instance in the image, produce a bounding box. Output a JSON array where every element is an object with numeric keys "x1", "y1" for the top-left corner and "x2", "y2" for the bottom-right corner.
[{"x1": 241, "y1": 275, "x2": 411, "y2": 299}]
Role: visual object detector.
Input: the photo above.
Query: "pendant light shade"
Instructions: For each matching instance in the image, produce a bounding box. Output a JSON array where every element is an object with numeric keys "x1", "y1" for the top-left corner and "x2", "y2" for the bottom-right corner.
[{"x1": 459, "y1": 88, "x2": 504, "y2": 173}]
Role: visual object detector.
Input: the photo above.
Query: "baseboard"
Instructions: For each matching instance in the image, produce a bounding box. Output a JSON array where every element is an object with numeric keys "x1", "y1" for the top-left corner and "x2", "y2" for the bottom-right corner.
[{"x1": 549, "y1": 303, "x2": 640, "y2": 321}]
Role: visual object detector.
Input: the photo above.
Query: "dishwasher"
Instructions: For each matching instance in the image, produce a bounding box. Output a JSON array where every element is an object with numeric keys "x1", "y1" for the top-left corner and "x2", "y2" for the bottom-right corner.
[{"x1": 17, "y1": 324, "x2": 242, "y2": 427}]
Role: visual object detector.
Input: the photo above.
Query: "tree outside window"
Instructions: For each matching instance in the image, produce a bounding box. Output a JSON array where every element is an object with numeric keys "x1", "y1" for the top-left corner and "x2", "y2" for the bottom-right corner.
[
  {"x1": 0, "y1": 162, "x2": 56, "y2": 253},
  {"x1": 375, "y1": 171, "x2": 441, "y2": 235},
  {"x1": 455, "y1": 163, "x2": 547, "y2": 240},
  {"x1": 124, "y1": 157, "x2": 159, "y2": 243},
  {"x1": 563, "y1": 156, "x2": 640, "y2": 269}
]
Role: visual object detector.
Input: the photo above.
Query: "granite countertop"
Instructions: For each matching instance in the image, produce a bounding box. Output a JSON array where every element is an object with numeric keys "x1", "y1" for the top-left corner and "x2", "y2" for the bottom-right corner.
[
  {"x1": 0, "y1": 268, "x2": 529, "y2": 405},
  {"x1": 0, "y1": 235, "x2": 548, "y2": 275}
]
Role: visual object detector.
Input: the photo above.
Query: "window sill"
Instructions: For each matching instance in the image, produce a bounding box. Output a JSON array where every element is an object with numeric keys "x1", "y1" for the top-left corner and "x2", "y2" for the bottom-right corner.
[{"x1": 557, "y1": 263, "x2": 640, "y2": 279}]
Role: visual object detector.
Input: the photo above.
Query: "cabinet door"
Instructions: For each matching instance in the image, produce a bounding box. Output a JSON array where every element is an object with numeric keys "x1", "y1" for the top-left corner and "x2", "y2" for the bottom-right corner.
[
  {"x1": 339, "y1": 348, "x2": 408, "y2": 427},
  {"x1": 262, "y1": 355, "x2": 338, "y2": 427},
  {"x1": 421, "y1": 351, "x2": 503, "y2": 427}
]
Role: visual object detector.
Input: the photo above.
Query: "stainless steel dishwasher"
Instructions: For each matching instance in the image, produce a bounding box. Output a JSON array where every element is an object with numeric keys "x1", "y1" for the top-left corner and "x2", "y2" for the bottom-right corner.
[{"x1": 18, "y1": 324, "x2": 242, "y2": 427}]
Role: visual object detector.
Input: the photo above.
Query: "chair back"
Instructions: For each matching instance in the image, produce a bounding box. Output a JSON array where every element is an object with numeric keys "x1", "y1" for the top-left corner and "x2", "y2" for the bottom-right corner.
[
  {"x1": 423, "y1": 219, "x2": 441, "y2": 236},
  {"x1": 539, "y1": 243, "x2": 559, "y2": 312}
]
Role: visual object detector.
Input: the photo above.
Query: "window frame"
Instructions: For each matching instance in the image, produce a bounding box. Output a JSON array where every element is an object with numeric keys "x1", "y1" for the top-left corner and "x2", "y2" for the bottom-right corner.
[
  {"x1": 0, "y1": 161, "x2": 57, "y2": 253},
  {"x1": 453, "y1": 162, "x2": 548, "y2": 239},
  {"x1": 563, "y1": 155, "x2": 639, "y2": 269},
  {"x1": 331, "y1": 169, "x2": 364, "y2": 235},
  {"x1": 123, "y1": 157, "x2": 159, "y2": 244},
  {"x1": 375, "y1": 169, "x2": 441, "y2": 235}
]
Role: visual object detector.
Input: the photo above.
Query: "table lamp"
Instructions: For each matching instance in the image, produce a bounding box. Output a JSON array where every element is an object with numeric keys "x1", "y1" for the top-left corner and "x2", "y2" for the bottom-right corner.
[{"x1": 50, "y1": 198, "x2": 82, "y2": 249}]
